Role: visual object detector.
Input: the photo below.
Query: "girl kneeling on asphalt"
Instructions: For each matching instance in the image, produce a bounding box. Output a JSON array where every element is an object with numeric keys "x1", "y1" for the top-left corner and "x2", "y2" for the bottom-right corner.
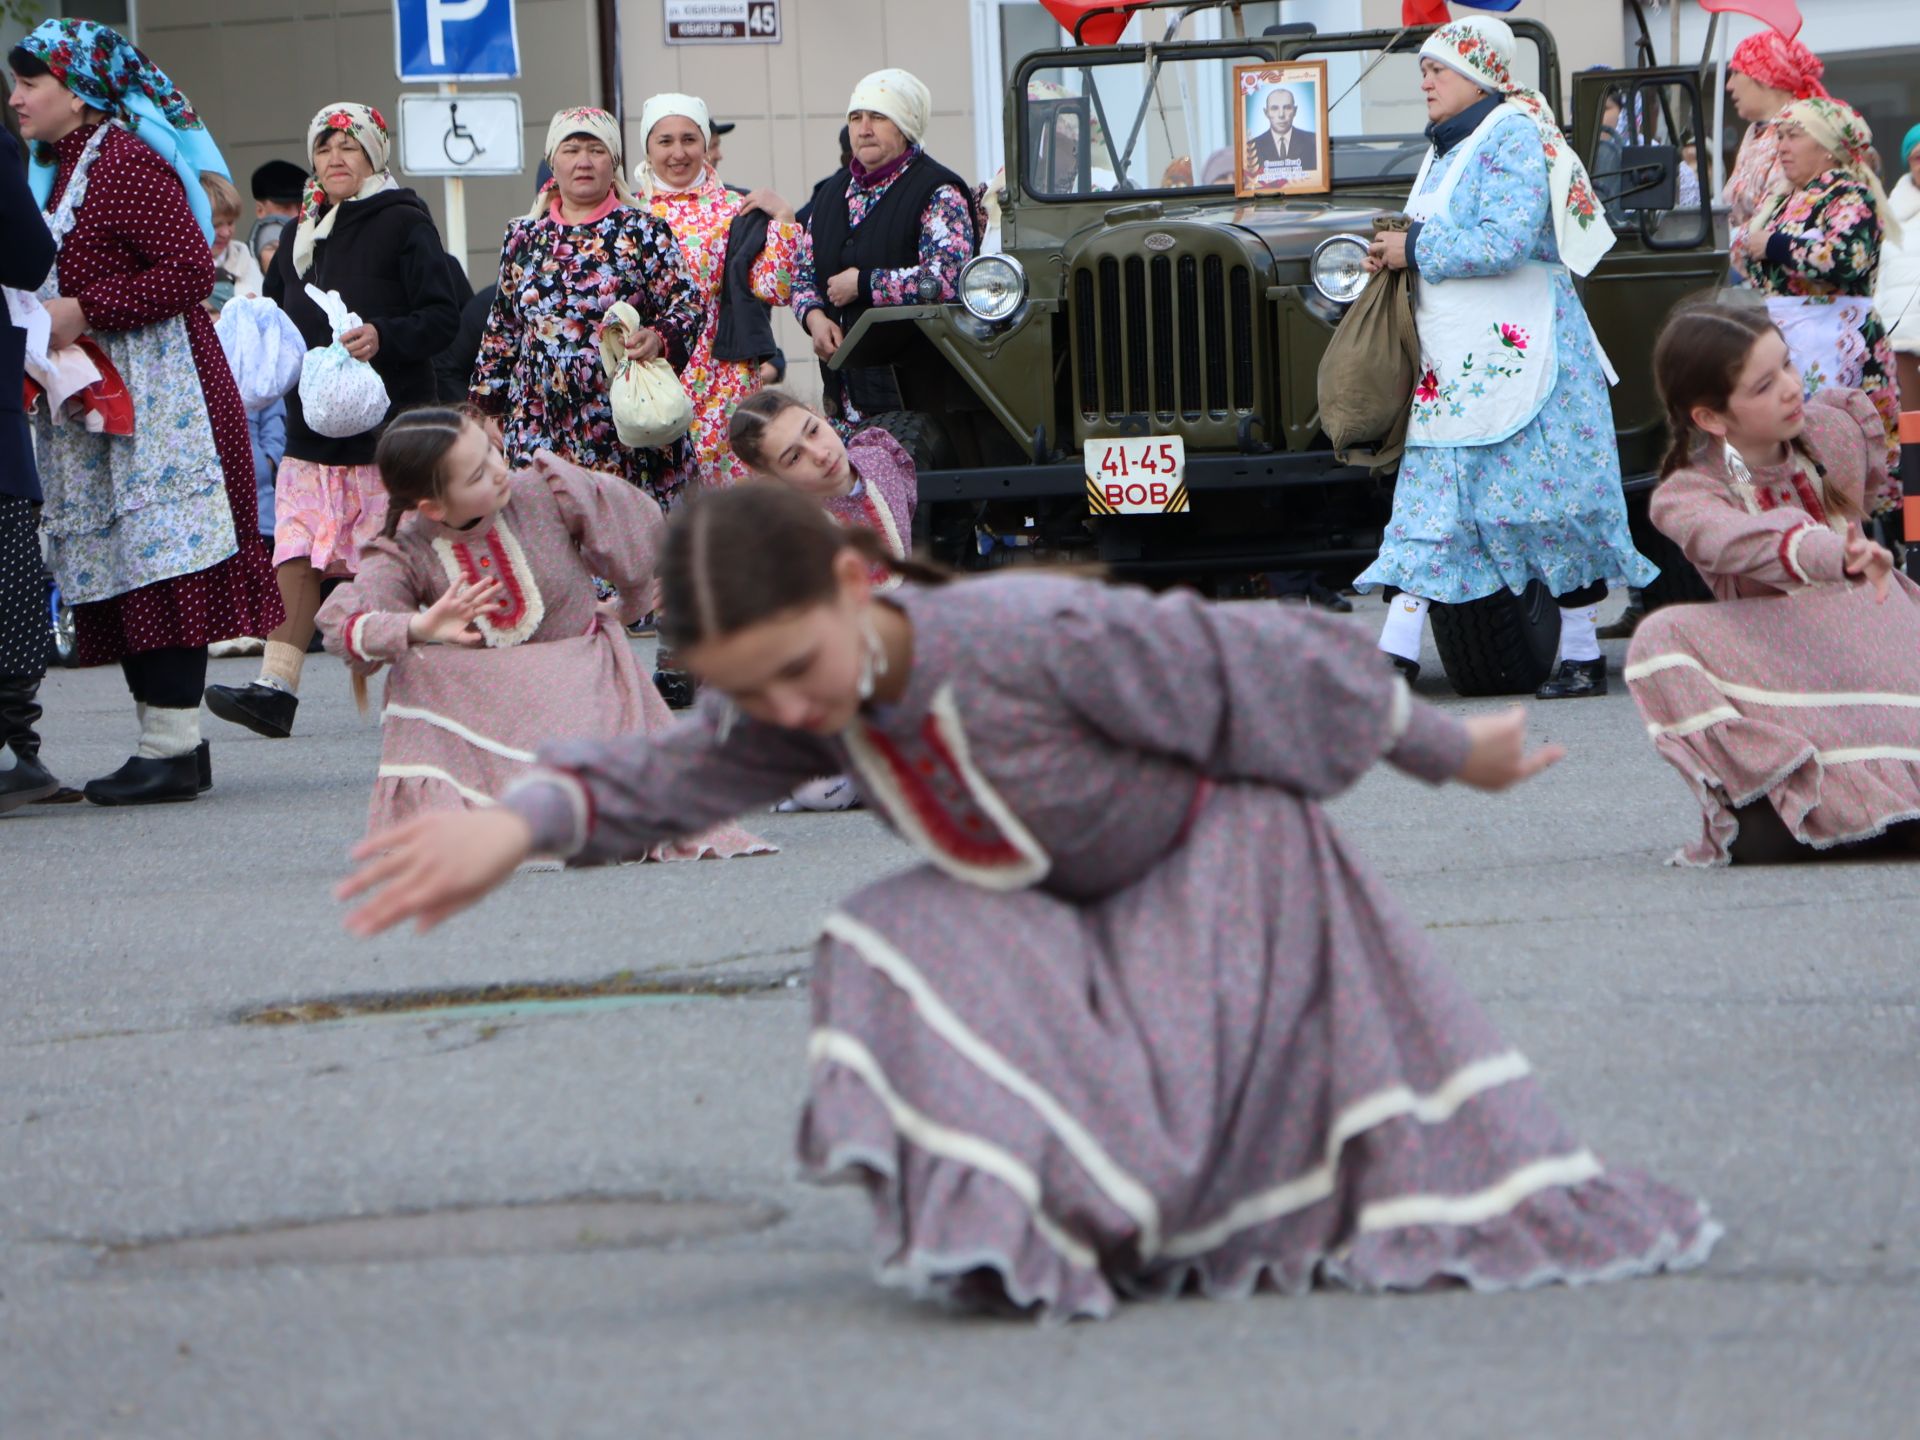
[
  {"x1": 313, "y1": 406, "x2": 769, "y2": 864},
  {"x1": 1626, "y1": 304, "x2": 1920, "y2": 865},
  {"x1": 339, "y1": 482, "x2": 1719, "y2": 1320},
  {"x1": 728, "y1": 389, "x2": 918, "y2": 811}
]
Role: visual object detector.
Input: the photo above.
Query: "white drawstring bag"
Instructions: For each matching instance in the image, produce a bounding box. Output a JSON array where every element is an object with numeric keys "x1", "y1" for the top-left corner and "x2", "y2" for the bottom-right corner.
[
  {"x1": 214, "y1": 295, "x2": 305, "y2": 412},
  {"x1": 599, "y1": 301, "x2": 693, "y2": 449},
  {"x1": 297, "y1": 283, "x2": 390, "y2": 438}
]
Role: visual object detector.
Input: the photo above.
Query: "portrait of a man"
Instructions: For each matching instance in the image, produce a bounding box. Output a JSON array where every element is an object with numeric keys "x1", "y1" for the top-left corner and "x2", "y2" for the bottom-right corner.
[{"x1": 1233, "y1": 62, "x2": 1329, "y2": 197}]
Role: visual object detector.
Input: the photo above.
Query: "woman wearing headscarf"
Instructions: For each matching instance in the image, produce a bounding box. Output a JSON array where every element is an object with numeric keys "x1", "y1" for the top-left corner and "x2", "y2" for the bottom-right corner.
[
  {"x1": 1355, "y1": 15, "x2": 1655, "y2": 702},
  {"x1": 636, "y1": 92, "x2": 801, "y2": 488},
  {"x1": 1735, "y1": 97, "x2": 1903, "y2": 501},
  {"x1": 1874, "y1": 122, "x2": 1920, "y2": 407},
  {"x1": 8, "y1": 20, "x2": 281, "y2": 804},
  {"x1": 1721, "y1": 31, "x2": 1828, "y2": 242},
  {"x1": 203, "y1": 103, "x2": 458, "y2": 741},
  {"x1": 791, "y1": 68, "x2": 977, "y2": 423},
  {"x1": 469, "y1": 107, "x2": 705, "y2": 507}
]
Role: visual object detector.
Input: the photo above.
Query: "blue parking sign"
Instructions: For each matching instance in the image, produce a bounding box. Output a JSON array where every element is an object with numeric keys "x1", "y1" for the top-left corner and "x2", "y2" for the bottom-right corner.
[{"x1": 395, "y1": 0, "x2": 521, "y2": 81}]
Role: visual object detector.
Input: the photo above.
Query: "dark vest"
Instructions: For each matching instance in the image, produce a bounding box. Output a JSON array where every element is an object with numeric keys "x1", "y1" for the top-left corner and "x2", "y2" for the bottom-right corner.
[{"x1": 807, "y1": 150, "x2": 974, "y2": 333}]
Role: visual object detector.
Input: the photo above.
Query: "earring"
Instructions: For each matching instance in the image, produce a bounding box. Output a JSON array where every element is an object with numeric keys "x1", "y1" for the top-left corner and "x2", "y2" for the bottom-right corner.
[{"x1": 855, "y1": 613, "x2": 888, "y2": 702}]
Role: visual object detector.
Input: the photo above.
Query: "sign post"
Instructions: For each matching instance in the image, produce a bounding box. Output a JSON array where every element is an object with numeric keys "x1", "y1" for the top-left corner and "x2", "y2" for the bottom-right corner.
[{"x1": 394, "y1": 0, "x2": 521, "y2": 275}]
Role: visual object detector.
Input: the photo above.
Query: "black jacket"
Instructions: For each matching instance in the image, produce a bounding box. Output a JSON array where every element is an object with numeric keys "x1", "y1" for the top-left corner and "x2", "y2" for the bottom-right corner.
[
  {"x1": 265, "y1": 188, "x2": 460, "y2": 466},
  {"x1": 713, "y1": 209, "x2": 776, "y2": 364},
  {"x1": 2, "y1": 130, "x2": 56, "y2": 502},
  {"x1": 806, "y1": 151, "x2": 974, "y2": 335},
  {"x1": 435, "y1": 283, "x2": 495, "y2": 403}
]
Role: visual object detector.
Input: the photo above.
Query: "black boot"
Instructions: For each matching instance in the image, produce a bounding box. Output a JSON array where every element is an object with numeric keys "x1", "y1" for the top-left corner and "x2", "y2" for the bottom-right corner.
[
  {"x1": 0, "y1": 749, "x2": 58, "y2": 812},
  {"x1": 83, "y1": 752, "x2": 201, "y2": 806},
  {"x1": 1535, "y1": 657, "x2": 1608, "y2": 700},
  {"x1": 196, "y1": 739, "x2": 212, "y2": 793},
  {"x1": 1387, "y1": 654, "x2": 1421, "y2": 686},
  {"x1": 0, "y1": 676, "x2": 61, "y2": 811},
  {"x1": 204, "y1": 681, "x2": 298, "y2": 737}
]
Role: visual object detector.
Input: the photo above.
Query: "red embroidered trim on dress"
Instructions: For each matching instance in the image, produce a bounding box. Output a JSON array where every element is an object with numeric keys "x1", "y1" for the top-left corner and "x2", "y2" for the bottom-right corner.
[
  {"x1": 1779, "y1": 523, "x2": 1814, "y2": 584},
  {"x1": 1785, "y1": 467, "x2": 1827, "y2": 526},
  {"x1": 341, "y1": 611, "x2": 370, "y2": 663},
  {"x1": 448, "y1": 531, "x2": 529, "y2": 632},
  {"x1": 858, "y1": 719, "x2": 1029, "y2": 869}
]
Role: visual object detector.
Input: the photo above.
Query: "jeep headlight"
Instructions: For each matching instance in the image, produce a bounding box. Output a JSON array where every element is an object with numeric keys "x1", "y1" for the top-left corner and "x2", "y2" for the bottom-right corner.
[
  {"x1": 959, "y1": 254, "x2": 1027, "y2": 323},
  {"x1": 1311, "y1": 234, "x2": 1371, "y2": 305}
]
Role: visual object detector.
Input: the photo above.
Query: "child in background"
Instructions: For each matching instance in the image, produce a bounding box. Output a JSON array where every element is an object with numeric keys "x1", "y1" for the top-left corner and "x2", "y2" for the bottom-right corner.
[
  {"x1": 728, "y1": 390, "x2": 918, "y2": 810},
  {"x1": 1627, "y1": 303, "x2": 1920, "y2": 864},
  {"x1": 314, "y1": 406, "x2": 773, "y2": 861},
  {"x1": 199, "y1": 172, "x2": 262, "y2": 314}
]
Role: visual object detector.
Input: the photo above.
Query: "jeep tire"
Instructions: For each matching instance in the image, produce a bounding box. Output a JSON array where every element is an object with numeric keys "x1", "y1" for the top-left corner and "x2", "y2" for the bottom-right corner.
[
  {"x1": 864, "y1": 410, "x2": 958, "y2": 473},
  {"x1": 1430, "y1": 582, "x2": 1562, "y2": 697}
]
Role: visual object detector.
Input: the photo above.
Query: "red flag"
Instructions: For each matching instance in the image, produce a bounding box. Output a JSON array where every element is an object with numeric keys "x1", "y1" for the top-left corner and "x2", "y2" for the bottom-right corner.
[
  {"x1": 1698, "y1": 0, "x2": 1803, "y2": 39},
  {"x1": 1402, "y1": 0, "x2": 1450, "y2": 22},
  {"x1": 1038, "y1": 0, "x2": 1138, "y2": 45}
]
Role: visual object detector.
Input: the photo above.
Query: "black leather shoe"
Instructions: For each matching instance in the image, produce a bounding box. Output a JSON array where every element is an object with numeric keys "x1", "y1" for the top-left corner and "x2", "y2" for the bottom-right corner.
[
  {"x1": 83, "y1": 752, "x2": 200, "y2": 806},
  {"x1": 196, "y1": 739, "x2": 211, "y2": 793},
  {"x1": 1595, "y1": 605, "x2": 1645, "y2": 642},
  {"x1": 1387, "y1": 654, "x2": 1421, "y2": 686},
  {"x1": 205, "y1": 681, "x2": 298, "y2": 737},
  {"x1": 0, "y1": 751, "x2": 59, "y2": 813},
  {"x1": 653, "y1": 669, "x2": 696, "y2": 710},
  {"x1": 1536, "y1": 657, "x2": 1608, "y2": 700}
]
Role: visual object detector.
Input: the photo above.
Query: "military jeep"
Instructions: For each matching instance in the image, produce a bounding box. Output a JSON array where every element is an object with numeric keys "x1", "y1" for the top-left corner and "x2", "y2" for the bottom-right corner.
[{"x1": 829, "y1": 0, "x2": 1725, "y2": 693}]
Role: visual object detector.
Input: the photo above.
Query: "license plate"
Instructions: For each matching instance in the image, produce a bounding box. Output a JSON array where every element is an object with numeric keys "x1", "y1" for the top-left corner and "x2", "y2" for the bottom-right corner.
[{"x1": 1084, "y1": 436, "x2": 1188, "y2": 515}]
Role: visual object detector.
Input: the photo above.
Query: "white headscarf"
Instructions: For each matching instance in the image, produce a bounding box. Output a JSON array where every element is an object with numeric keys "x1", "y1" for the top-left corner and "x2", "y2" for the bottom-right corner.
[
  {"x1": 847, "y1": 68, "x2": 931, "y2": 146},
  {"x1": 637, "y1": 92, "x2": 713, "y2": 195},
  {"x1": 293, "y1": 102, "x2": 400, "y2": 277},
  {"x1": 526, "y1": 106, "x2": 638, "y2": 218},
  {"x1": 1418, "y1": 17, "x2": 1615, "y2": 277}
]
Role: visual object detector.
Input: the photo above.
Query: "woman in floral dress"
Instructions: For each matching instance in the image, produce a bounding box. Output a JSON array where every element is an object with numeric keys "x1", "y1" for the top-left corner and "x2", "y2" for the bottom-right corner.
[
  {"x1": 637, "y1": 92, "x2": 802, "y2": 488},
  {"x1": 1733, "y1": 97, "x2": 1903, "y2": 503},
  {"x1": 10, "y1": 20, "x2": 280, "y2": 805},
  {"x1": 1355, "y1": 17, "x2": 1654, "y2": 702},
  {"x1": 469, "y1": 107, "x2": 704, "y2": 508},
  {"x1": 1721, "y1": 31, "x2": 1828, "y2": 247}
]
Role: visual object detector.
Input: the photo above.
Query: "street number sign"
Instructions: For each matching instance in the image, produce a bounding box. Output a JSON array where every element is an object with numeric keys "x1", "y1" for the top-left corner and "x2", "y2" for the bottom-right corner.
[{"x1": 664, "y1": 0, "x2": 781, "y2": 44}]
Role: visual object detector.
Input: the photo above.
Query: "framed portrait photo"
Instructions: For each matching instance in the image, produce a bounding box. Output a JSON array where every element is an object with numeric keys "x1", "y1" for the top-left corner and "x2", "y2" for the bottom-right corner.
[{"x1": 1233, "y1": 61, "x2": 1330, "y2": 198}]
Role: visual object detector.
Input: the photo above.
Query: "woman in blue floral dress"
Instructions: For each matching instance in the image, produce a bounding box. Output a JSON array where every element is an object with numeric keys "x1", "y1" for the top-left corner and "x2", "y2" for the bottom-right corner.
[
  {"x1": 469, "y1": 108, "x2": 705, "y2": 508},
  {"x1": 1357, "y1": 17, "x2": 1654, "y2": 701}
]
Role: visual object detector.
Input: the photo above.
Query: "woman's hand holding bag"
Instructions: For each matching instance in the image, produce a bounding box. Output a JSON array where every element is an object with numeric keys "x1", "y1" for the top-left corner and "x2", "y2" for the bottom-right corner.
[
  {"x1": 599, "y1": 300, "x2": 693, "y2": 450},
  {"x1": 298, "y1": 283, "x2": 391, "y2": 439}
]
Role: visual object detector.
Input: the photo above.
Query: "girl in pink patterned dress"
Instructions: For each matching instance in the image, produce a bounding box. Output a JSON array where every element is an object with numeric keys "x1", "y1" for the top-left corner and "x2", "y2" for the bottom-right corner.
[
  {"x1": 342, "y1": 484, "x2": 1718, "y2": 1321},
  {"x1": 729, "y1": 389, "x2": 920, "y2": 810},
  {"x1": 313, "y1": 407, "x2": 771, "y2": 862},
  {"x1": 1627, "y1": 304, "x2": 1919, "y2": 865},
  {"x1": 638, "y1": 92, "x2": 802, "y2": 488}
]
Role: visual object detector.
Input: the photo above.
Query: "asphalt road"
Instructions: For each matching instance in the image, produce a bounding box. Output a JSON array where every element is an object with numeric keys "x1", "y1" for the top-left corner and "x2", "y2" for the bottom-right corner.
[{"x1": 4, "y1": 610, "x2": 1917, "y2": 1439}]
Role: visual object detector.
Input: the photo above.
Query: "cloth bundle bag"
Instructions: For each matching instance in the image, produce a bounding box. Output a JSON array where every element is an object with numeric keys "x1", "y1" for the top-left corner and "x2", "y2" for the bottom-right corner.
[
  {"x1": 1316, "y1": 215, "x2": 1419, "y2": 468},
  {"x1": 599, "y1": 300, "x2": 693, "y2": 449},
  {"x1": 214, "y1": 295, "x2": 305, "y2": 412},
  {"x1": 296, "y1": 283, "x2": 389, "y2": 438}
]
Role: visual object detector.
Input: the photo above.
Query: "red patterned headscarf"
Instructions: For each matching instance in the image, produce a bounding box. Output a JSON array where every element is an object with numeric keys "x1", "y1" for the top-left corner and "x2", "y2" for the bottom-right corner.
[{"x1": 1729, "y1": 32, "x2": 1829, "y2": 101}]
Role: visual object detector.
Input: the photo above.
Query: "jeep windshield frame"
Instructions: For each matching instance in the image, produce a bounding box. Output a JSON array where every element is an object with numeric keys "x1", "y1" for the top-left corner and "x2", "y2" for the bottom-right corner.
[
  {"x1": 1013, "y1": 40, "x2": 1279, "y2": 204},
  {"x1": 1010, "y1": 19, "x2": 1561, "y2": 204},
  {"x1": 1275, "y1": 20, "x2": 1560, "y2": 190}
]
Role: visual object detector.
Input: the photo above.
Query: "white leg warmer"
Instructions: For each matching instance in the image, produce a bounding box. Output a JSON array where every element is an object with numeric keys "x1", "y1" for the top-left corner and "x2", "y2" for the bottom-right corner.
[
  {"x1": 137, "y1": 706, "x2": 201, "y2": 760},
  {"x1": 1377, "y1": 593, "x2": 1431, "y2": 662},
  {"x1": 1558, "y1": 605, "x2": 1601, "y2": 663}
]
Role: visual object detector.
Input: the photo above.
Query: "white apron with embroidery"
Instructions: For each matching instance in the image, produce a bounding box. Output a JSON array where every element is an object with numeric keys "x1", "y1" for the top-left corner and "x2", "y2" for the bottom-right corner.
[
  {"x1": 33, "y1": 122, "x2": 235, "y2": 606},
  {"x1": 1405, "y1": 103, "x2": 1570, "y2": 449},
  {"x1": 1765, "y1": 295, "x2": 1871, "y2": 394}
]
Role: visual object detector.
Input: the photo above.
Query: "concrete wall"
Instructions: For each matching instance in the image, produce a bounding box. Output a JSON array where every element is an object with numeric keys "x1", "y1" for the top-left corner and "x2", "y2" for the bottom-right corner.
[{"x1": 136, "y1": 0, "x2": 603, "y2": 283}]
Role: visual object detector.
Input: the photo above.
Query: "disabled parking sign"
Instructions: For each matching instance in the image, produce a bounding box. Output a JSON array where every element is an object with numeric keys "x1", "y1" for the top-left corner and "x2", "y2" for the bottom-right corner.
[{"x1": 395, "y1": 0, "x2": 521, "y2": 81}]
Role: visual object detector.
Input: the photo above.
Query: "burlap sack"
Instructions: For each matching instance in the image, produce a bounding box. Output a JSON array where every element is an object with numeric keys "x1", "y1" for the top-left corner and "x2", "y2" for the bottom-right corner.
[{"x1": 1317, "y1": 218, "x2": 1419, "y2": 469}]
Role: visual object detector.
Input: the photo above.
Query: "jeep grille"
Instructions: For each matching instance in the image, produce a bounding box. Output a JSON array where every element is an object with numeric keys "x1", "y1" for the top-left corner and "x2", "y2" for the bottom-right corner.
[{"x1": 1073, "y1": 254, "x2": 1255, "y2": 425}]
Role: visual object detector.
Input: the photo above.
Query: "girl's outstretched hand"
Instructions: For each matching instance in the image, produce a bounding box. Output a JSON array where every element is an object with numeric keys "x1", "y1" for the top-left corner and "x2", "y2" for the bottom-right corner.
[
  {"x1": 1458, "y1": 706, "x2": 1566, "y2": 792},
  {"x1": 409, "y1": 578, "x2": 504, "y2": 646},
  {"x1": 338, "y1": 809, "x2": 535, "y2": 936}
]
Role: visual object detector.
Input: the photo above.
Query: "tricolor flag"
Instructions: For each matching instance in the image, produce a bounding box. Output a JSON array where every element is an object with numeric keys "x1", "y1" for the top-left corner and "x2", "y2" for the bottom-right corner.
[{"x1": 1402, "y1": 1, "x2": 1524, "y2": 24}]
